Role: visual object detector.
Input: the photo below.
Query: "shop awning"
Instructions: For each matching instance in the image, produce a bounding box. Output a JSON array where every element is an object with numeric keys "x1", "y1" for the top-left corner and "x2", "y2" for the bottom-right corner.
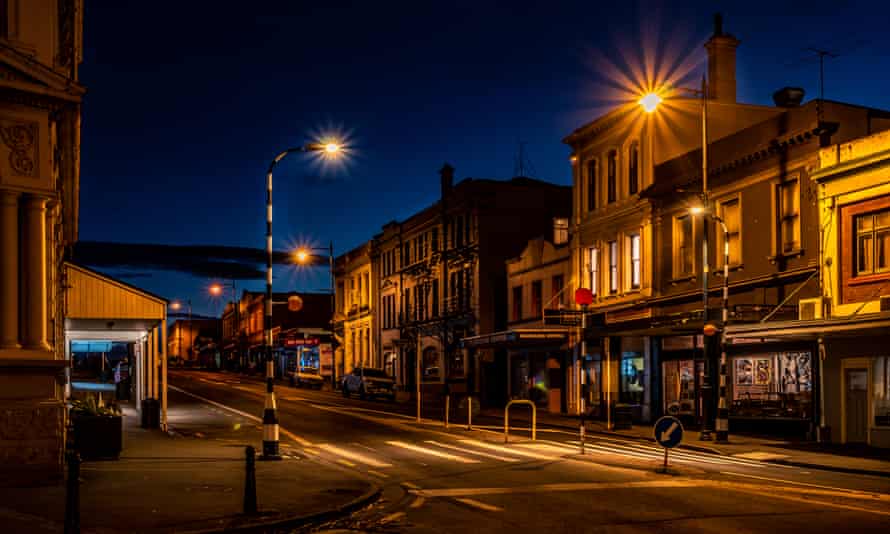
[
  {"x1": 461, "y1": 327, "x2": 570, "y2": 349},
  {"x1": 724, "y1": 312, "x2": 890, "y2": 342}
]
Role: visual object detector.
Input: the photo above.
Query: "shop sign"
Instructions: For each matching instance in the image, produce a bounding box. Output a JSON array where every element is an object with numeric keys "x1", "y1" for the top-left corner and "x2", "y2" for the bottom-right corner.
[
  {"x1": 285, "y1": 337, "x2": 320, "y2": 347},
  {"x1": 661, "y1": 336, "x2": 695, "y2": 351},
  {"x1": 544, "y1": 308, "x2": 582, "y2": 326},
  {"x1": 319, "y1": 343, "x2": 333, "y2": 376}
]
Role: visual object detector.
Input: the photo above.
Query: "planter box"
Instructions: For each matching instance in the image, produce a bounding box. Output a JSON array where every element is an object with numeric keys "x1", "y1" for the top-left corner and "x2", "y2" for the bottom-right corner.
[{"x1": 72, "y1": 415, "x2": 122, "y2": 460}]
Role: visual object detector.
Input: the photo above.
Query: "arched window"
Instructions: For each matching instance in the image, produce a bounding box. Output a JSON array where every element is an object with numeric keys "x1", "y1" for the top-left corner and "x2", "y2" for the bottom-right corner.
[
  {"x1": 607, "y1": 150, "x2": 617, "y2": 203},
  {"x1": 586, "y1": 158, "x2": 597, "y2": 211},
  {"x1": 628, "y1": 142, "x2": 639, "y2": 195}
]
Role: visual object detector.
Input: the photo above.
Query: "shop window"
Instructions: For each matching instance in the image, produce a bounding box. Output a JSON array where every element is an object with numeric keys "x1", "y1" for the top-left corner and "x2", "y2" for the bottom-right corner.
[
  {"x1": 608, "y1": 241, "x2": 618, "y2": 294},
  {"x1": 607, "y1": 150, "x2": 617, "y2": 203},
  {"x1": 855, "y1": 209, "x2": 890, "y2": 276},
  {"x1": 628, "y1": 142, "x2": 639, "y2": 195},
  {"x1": 777, "y1": 179, "x2": 800, "y2": 254},
  {"x1": 875, "y1": 356, "x2": 890, "y2": 426},
  {"x1": 422, "y1": 347, "x2": 440, "y2": 381},
  {"x1": 674, "y1": 214, "x2": 694, "y2": 277},
  {"x1": 586, "y1": 159, "x2": 597, "y2": 211},
  {"x1": 588, "y1": 247, "x2": 599, "y2": 296},
  {"x1": 531, "y1": 280, "x2": 543, "y2": 318},
  {"x1": 620, "y1": 352, "x2": 645, "y2": 405},
  {"x1": 627, "y1": 233, "x2": 641, "y2": 289},
  {"x1": 729, "y1": 351, "x2": 813, "y2": 419},
  {"x1": 719, "y1": 197, "x2": 742, "y2": 266},
  {"x1": 512, "y1": 285, "x2": 523, "y2": 321},
  {"x1": 662, "y1": 359, "x2": 696, "y2": 416}
]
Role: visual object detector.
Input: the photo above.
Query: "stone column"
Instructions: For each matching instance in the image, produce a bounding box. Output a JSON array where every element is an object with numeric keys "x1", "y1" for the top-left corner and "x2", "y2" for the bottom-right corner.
[
  {"x1": 147, "y1": 329, "x2": 155, "y2": 399},
  {"x1": 152, "y1": 326, "x2": 159, "y2": 399},
  {"x1": 0, "y1": 191, "x2": 20, "y2": 349},
  {"x1": 23, "y1": 195, "x2": 49, "y2": 351}
]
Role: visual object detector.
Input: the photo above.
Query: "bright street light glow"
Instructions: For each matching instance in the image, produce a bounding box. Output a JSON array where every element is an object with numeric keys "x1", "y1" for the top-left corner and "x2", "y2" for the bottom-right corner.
[
  {"x1": 689, "y1": 206, "x2": 705, "y2": 215},
  {"x1": 639, "y1": 92, "x2": 662, "y2": 113},
  {"x1": 324, "y1": 143, "x2": 340, "y2": 154},
  {"x1": 170, "y1": 301, "x2": 182, "y2": 310},
  {"x1": 209, "y1": 284, "x2": 222, "y2": 296},
  {"x1": 294, "y1": 248, "x2": 310, "y2": 264}
]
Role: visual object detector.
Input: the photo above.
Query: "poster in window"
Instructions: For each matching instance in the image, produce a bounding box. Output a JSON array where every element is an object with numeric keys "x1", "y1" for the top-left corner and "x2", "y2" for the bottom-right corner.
[
  {"x1": 755, "y1": 359, "x2": 770, "y2": 385},
  {"x1": 797, "y1": 352, "x2": 812, "y2": 391},
  {"x1": 736, "y1": 359, "x2": 753, "y2": 385},
  {"x1": 779, "y1": 352, "x2": 799, "y2": 393}
]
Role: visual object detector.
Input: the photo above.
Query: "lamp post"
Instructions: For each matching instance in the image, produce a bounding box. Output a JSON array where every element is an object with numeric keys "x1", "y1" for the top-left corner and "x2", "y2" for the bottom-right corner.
[
  {"x1": 261, "y1": 142, "x2": 340, "y2": 461},
  {"x1": 211, "y1": 281, "x2": 238, "y2": 370},
  {"x1": 293, "y1": 242, "x2": 337, "y2": 385},
  {"x1": 640, "y1": 76, "x2": 716, "y2": 440}
]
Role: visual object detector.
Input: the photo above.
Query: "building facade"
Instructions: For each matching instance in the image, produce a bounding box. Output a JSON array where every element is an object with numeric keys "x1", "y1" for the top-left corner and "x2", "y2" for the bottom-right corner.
[
  {"x1": 0, "y1": 0, "x2": 85, "y2": 484},
  {"x1": 333, "y1": 241, "x2": 375, "y2": 382}
]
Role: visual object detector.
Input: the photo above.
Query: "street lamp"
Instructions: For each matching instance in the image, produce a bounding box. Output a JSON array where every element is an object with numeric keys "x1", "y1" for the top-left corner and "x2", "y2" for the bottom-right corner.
[
  {"x1": 689, "y1": 207, "x2": 731, "y2": 443},
  {"x1": 170, "y1": 299, "x2": 192, "y2": 363},
  {"x1": 210, "y1": 281, "x2": 238, "y2": 369},
  {"x1": 640, "y1": 76, "x2": 716, "y2": 440},
  {"x1": 293, "y1": 242, "x2": 337, "y2": 385},
  {"x1": 260, "y1": 141, "x2": 341, "y2": 461}
]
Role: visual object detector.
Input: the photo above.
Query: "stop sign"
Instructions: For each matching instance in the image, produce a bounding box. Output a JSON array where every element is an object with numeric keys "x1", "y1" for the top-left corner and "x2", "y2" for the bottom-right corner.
[{"x1": 574, "y1": 288, "x2": 594, "y2": 306}]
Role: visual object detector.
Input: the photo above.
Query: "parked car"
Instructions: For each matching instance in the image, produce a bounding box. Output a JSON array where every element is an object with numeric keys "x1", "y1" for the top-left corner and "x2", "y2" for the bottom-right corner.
[
  {"x1": 288, "y1": 366, "x2": 324, "y2": 389},
  {"x1": 342, "y1": 367, "x2": 396, "y2": 401}
]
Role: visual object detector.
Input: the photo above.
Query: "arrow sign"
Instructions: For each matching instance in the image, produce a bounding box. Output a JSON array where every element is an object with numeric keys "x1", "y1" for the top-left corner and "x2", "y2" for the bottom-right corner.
[
  {"x1": 659, "y1": 421, "x2": 679, "y2": 443},
  {"x1": 653, "y1": 416, "x2": 683, "y2": 449}
]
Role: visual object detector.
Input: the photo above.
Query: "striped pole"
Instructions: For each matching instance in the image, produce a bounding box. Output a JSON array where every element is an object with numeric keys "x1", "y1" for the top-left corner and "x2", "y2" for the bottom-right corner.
[
  {"x1": 715, "y1": 219, "x2": 730, "y2": 443},
  {"x1": 262, "y1": 162, "x2": 281, "y2": 460}
]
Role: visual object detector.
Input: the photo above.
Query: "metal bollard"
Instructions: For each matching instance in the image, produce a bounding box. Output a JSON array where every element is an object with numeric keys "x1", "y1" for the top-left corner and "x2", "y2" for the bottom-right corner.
[
  {"x1": 64, "y1": 451, "x2": 80, "y2": 534},
  {"x1": 244, "y1": 446, "x2": 258, "y2": 515},
  {"x1": 444, "y1": 395, "x2": 450, "y2": 428}
]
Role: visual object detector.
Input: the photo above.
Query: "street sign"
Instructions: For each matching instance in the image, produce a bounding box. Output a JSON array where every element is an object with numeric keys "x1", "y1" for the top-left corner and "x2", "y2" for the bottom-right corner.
[
  {"x1": 543, "y1": 308, "x2": 583, "y2": 326},
  {"x1": 654, "y1": 416, "x2": 683, "y2": 448},
  {"x1": 284, "y1": 337, "x2": 319, "y2": 347}
]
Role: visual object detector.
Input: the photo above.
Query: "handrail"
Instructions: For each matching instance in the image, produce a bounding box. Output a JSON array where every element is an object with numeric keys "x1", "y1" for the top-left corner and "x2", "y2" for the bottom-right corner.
[{"x1": 504, "y1": 399, "x2": 536, "y2": 443}]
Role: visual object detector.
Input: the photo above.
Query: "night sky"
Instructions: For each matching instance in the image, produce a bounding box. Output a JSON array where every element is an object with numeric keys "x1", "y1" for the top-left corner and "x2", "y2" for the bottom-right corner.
[{"x1": 78, "y1": 0, "x2": 890, "y2": 316}]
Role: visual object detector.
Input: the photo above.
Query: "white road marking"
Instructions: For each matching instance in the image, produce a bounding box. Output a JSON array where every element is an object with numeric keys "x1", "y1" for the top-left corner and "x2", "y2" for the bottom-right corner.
[
  {"x1": 454, "y1": 498, "x2": 504, "y2": 512},
  {"x1": 366, "y1": 470, "x2": 389, "y2": 479},
  {"x1": 457, "y1": 439, "x2": 555, "y2": 461},
  {"x1": 336, "y1": 459, "x2": 357, "y2": 468},
  {"x1": 412, "y1": 479, "x2": 704, "y2": 498},
  {"x1": 401, "y1": 481, "x2": 420, "y2": 490},
  {"x1": 424, "y1": 440, "x2": 519, "y2": 462},
  {"x1": 721, "y1": 471, "x2": 890, "y2": 497},
  {"x1": 732, "y1": 451, "x2": 791, "y2": 461},
  {"x1": 386, "y1": 441, "x2": 479, "y2": 463},
  {"x1": 169, "y1": 385, "x2": 314, "y2": 447},
  {"x1": 380, "y1": 512, "x2": 406, "y2": 524},
  {"x1": 316, "y1": 443, "x2": 393, "y2": 468},
  {"x1": 409, "y1": 496, "x2": 425, "y2": 509}
]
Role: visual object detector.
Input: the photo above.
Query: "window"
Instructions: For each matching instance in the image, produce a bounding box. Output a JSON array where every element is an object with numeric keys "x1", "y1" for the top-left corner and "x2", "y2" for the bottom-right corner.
[
  {"x1": 608, "y1": 241, "x2": 618, "y2": 294},
  {"x1": 586, "y1": 159, "x2": 597, "y2": 211},
  {"x1": 531, "y1": 281, "x2": 543, "y2": 318},
  {"x1": 607, "y1": 150, "x2": 617, "y2": 203},
  {"x1": 431, "y1": 279, "x2": 439, "y2": 316},
  {"x1": 588, "y1": 247, "x2": 599, "y2": 296},
  {"x1": 454, "y1": 216, "x2": 464, "y2": 248},
  {"x1": 674, "y1": 215, "x2": 694, "y2": 277},
  {"x1": 551, "y1": 275, "x2": 564, "y2": 307},
  {"x1": 855, "y1": 209, "x2": 890, "y2": 275},
  {"x1": 720, "y1": 197, "x2": 742, "y2": 266},
  {"x1": 431, "y1": 229, "x2": 439, "y2": 253},
  {"x1": 553, "y1": 218, "x2": 569, "y2": 245},
  {"x1": 777, "y1": 179, "x2": 800, "y2": 253},
  {"x1": 875, "y1": 357, "x2": 890, "y2": 426},
  {"x1": 422, "y1": 347, "x2": 440, "y2": 381},
  {"x1": 628, "y1": 143, "x2": 639, "y2": 195},
  {"x1": 512, "y1": 286, "x2": 523, "y2": 321},
  {"x1": 628, "y1": 233, "x2": 641, "y2": 289}
]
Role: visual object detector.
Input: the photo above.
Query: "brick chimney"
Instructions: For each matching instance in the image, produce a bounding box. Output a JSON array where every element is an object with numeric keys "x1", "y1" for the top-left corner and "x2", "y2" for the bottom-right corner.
[{"x1": 704, "y1": 13, "x2": 740, "y2": 103}]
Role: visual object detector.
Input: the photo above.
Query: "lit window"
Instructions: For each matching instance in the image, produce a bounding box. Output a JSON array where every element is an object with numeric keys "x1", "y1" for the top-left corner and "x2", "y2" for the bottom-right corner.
[
  {"x1": 607, "y1": 151, "x2": 617, "y2": 203},
  {"x1": 778, "y1": 180, "x2": 800, "y2": 253},
  {"x1": 586, "y1": 159, "x2": 597, "y2": 211},
  {"x1": 856, "y1": 209, "x2": 890, "y2": 275},
  {"x1": 675, "y1": 215, "x2": 694, "y2": 277},
  {"x1": 553, "y1": 217, "x2": 569, "y2": 245},
  {"x1": 588, "y1": 247, "x2": 599, "y2": 296},
  {"x1": 628, "y1": 143, "x2": 639, "y2": 195},
  {"x1": 720, "y1": 198, "x2": 742, "y2": 266},
  {"x1": 608, "y1": 241, "x2": 618, "y2": 293},
  {"x1": 628, "y1": 233, "x2": 641, "y2": 289}
]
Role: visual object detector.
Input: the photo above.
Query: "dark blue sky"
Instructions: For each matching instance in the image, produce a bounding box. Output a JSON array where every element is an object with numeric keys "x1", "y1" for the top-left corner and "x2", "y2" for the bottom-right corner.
[{"x1": 78, "y1": 0, "x2": 890, "y2": 316}]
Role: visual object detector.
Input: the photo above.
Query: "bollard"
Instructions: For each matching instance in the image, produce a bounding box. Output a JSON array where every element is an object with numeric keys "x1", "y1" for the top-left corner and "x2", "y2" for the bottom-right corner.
[
  {"x1": 467, "y1": 396, "x2": 472, "y2": 431},
  {"x1": 64, "y1": 451, "x2": 80, "y2": 534},
  {"x1": 244, "y1": 446, "x2": 258, "y2": 515},
  {"x1": 444, "y1": 395, "x2": 450, "y2": 428}
]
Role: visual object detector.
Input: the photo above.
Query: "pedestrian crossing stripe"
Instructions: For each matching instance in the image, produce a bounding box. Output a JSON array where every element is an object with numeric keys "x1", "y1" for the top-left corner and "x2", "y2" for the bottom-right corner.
[
  {"x1": 386, "y1": 440, "x2": 480, "y2": 463},
  {"x1": 316, "y1": 443, "x2": 393, "y2": 468},
  {"x1": 424, "y1": 440, "x2": 520, "y2": 462}
]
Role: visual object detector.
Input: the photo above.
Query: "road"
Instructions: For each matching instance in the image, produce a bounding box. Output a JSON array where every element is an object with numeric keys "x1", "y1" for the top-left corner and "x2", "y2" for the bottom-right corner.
[{"x1": 169, "y1": 370, "x2": 890, "y2": 533}]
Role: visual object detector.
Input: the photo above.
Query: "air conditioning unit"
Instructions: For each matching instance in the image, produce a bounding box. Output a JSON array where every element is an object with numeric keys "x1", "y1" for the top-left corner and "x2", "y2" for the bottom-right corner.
[
  {"x1": 799, "y1": 297, "x2": 829, "y2": 321},
  {"x1": 880, "y1": 295, "x2": 890, "y2": 313}
]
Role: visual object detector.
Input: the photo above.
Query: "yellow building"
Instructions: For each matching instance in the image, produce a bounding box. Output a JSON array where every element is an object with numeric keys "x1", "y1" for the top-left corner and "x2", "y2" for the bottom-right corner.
[
  {"x1": 334, "y1": 241, "x2": 376, "y2": 381},
  {"x1": 0, "y1": 1, "x2": 85, "y2": 483}
]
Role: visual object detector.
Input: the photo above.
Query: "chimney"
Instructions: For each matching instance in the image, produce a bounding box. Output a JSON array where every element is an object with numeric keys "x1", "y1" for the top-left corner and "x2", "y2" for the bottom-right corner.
[
  {"x1": 440, "y1": 163, "x2": 454, "y2": 197},
  {"x1": 772, "y1": 87, "x2": 805, "y2": 108},
  {"x1": 704, "y1": 13, "x2": 740, "y2": 103}
]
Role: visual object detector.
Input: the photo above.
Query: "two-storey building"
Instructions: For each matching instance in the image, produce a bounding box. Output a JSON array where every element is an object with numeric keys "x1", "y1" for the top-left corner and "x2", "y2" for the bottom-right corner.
[{"x1": 334, "y1": 241, "x2": 375, "y2": 381}]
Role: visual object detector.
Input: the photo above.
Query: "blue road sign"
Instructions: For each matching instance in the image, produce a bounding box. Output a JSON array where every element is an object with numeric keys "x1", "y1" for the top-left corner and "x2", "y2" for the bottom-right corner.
[{"x1": 653, "y1": 416, "x2": 683, "y2": 449}]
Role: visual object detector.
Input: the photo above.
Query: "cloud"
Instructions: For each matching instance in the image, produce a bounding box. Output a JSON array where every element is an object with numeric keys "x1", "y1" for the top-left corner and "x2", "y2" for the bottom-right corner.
[{"x1": 72, "y1": 241, "x2": 327, "y2": 280}]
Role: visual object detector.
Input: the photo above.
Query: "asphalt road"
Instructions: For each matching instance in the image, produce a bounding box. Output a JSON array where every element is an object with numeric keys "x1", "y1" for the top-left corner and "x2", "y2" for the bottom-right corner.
[{"x1": 168, "y1": 370, "x2": 890, "y2": 533}]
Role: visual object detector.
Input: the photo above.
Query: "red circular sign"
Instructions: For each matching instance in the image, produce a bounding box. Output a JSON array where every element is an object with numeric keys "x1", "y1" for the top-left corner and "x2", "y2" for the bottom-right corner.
[
  {"x1": 703, "y1": 323, "x2": 718, "y2": 336},
  {"x1": 574, "y1": 288, "x2": 594, "y2": 306}
]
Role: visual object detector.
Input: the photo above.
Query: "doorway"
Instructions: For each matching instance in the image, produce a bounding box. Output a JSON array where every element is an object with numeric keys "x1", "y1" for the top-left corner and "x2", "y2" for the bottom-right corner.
[{"x1": 845, "y1": 368, "x2": 868, "y2": 443}]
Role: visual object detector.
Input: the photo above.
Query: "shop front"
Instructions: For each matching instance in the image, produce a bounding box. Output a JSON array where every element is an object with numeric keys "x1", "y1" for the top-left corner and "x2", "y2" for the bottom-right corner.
[{"x1": 658, "y1": 335, "x2": 706, "y2": 429}]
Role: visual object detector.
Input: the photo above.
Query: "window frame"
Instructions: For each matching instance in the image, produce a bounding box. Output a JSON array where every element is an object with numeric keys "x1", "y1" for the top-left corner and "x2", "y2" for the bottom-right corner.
[
  {"x1": 607, "y1": 150, "x2": 617, "y2": 203},
  {"x1": 586, "y1": 158, "x2": 597, "y2": 211},
  {"x1": 776, "y1": 178, "x2": 801, "y2": 255},
  {"x1": 855, "y1": 208, "x2": 890, "y2": 276},
  {"x1": 673, "y1": 213, "x2": 695, "y2": 278},
  {"x1": 531, "y1": 280, "x2": 543, "y2": 319},
  {"x1": 608, "y1": 240, "x2": 619, "y2": 294},
  {"x1": 628, "y1": 142, "x2": 639, "y2": 196},
  {"x1": 627, "y1": 232, "x2": 641, "y2": 290},
  {"x1": 588, "y1": 246, "x2": 599, "y2": 296},
  {"x1": 718, "y1": 195, "x2": 743, "y2": 268},
  {"x1": 512, "y1": 285, "x2": 523, "y2": 321}
]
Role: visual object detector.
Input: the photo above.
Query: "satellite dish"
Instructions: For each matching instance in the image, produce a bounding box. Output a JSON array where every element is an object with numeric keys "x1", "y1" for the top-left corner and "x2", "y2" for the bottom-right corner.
[{"x1": 288, "y1": 295, "x2": 303, "y2": 312}]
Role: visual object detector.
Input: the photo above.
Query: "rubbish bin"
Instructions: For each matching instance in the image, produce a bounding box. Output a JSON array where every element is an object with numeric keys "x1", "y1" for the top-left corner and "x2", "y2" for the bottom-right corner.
[
  {"x1": 141, "y1": 398, "x2": 160, "y2": 429},
  {"x1": 612, "y1": 404, "x2": 633, "y2": 430}
]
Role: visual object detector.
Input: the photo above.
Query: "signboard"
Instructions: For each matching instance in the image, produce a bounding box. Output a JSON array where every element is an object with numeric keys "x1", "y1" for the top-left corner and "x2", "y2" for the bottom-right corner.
[
  {"x1": 543, "y1": 308, "x2": 582, "y2": 327},
  {"x1": 284, "y1": 337, "x2": 320, "y2": 347},
  {"x1": 654, "y1": 416, "x2": 683, "y2": 448},
  {"x1": 319, "y1": 343, "x2": 333, "y2": 377}
]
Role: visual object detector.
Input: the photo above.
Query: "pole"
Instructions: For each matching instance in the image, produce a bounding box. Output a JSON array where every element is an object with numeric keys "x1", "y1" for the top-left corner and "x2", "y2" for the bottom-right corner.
[
  {"x1": 329, "y1": 241, "x2": 336, "y2": 387},
  {"x1": 715, "y1": 220, "x2": 729, "y2": 443},
  {"x1": 187, "y1": 300, "x2": 192, "y2": 364},
  {"x1": 467, "y1": 395, "x2": 472, "y2": 430},
  {"x1": 579, "y1": 303, "x2": 587, "y2": 454},
  {"x1": 445, "y1": 394, "x2": 450, "y2": 428},
  {"x1": 243, "y1": 446, "x2": 258, "y2": 514},
  {"x1": 161, "y1": 324, "x2": 168, "y2": 431},
  {"x1": 262, "y1": 158, "x2": 281, "y2": 460},
  {"x1": 699, "y1": 75, "x2": 713, "y2": 441},
  {"x1": 605, "y1": 337, "x2": 611, "y2": 430},
  {"x1": 416, "y1": 331, "x2": 422, "y2": 422}
]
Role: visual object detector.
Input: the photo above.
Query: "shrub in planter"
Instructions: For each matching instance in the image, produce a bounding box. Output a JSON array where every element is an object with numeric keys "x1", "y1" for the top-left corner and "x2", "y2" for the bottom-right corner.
[{"x1": 70, "y1": 397, "x2": 123, "y2": 460}]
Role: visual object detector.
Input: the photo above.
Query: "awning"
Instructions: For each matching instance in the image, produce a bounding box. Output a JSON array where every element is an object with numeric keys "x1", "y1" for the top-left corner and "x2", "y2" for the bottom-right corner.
[
  {"x1": 724, "y1": 312, "x2": 890, "y2": 342},
  {"x1": 461, "y1": 327, "x2": 570, "y2": 349}
]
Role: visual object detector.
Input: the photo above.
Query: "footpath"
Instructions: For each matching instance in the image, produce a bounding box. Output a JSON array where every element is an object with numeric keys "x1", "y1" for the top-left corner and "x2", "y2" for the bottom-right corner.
[
  {"x1": 0, "y1": 389, "x2": 378, "y2": 533},
  {"x1": 478, "y1": 406, "x2": 890, "y2": 478}
]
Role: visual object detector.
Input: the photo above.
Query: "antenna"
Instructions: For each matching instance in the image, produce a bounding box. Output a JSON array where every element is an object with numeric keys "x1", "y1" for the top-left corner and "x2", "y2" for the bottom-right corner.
[
  {"x1": 513, "y1": 141, "x2": 537, "y2": 178},
  {"x1": 806, "y1": 47, "x2": 839, "y2": 121}
]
